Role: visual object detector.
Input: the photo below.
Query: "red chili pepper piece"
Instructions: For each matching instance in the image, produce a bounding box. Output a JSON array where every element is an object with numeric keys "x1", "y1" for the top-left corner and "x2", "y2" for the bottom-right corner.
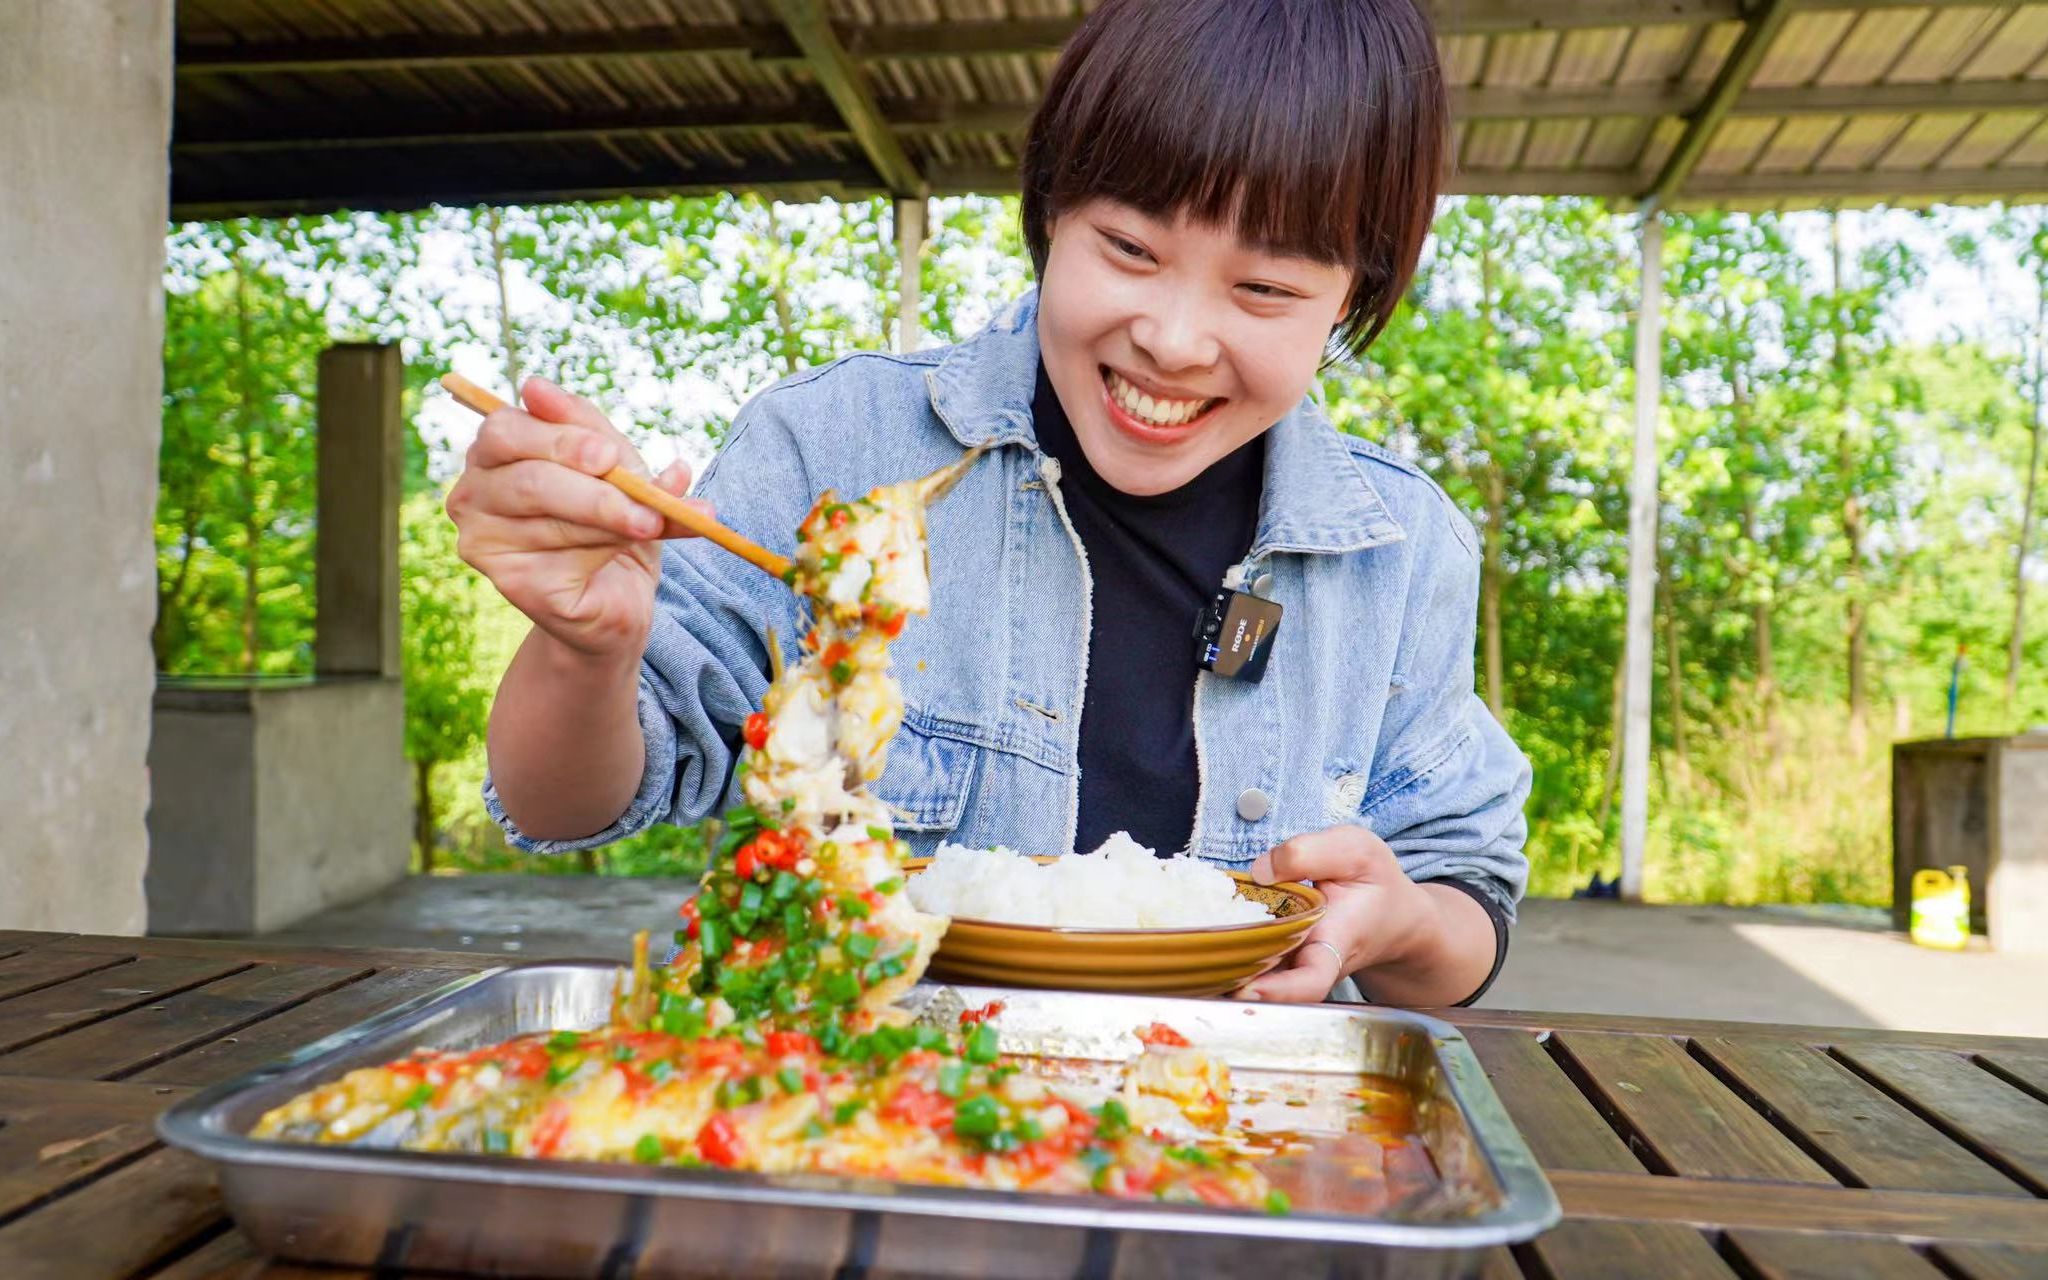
[{"x1": 697, "y1": 1114, "x2": 744, "y2": 1167}]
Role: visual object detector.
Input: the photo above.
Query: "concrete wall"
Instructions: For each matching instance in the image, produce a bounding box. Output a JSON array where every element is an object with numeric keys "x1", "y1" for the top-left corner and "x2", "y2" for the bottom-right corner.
[
  {"x1": 0, "y1": 1, "x2": 173, "y2": 932},
  {"x1": 147, "y1": 679, "x2": 411, "y2": 935}
]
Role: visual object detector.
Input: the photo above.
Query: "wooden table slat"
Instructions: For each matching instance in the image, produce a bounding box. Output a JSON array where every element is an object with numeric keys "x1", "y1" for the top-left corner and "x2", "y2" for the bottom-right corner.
[
  {"x1": 1518, "y1": 1220, "x2": 1735, "y2": 1280},
  {"x1": 1550, "y1": 1169, "x2": 2048, "y2": 1247},
  {"x1": 131, "y1": 967, "x2": 465, "y2": 1087},
  {"x1": 0, "y1": 962, "x2": 371, "y2": 1081},
  {"x1": 1724, "y1": 1228, "x2": 1948, "y2": 1279},
  {"x1": 0, "y1": 1146, "x2": 223, "y2": 1280},
  {"x1": 140, "y1": 1229, "x2": 370, "y2": 1279},
  {"x1": 1551, "y1": 1030, "x2": 1835, "y2": 1183},
  {"x1": 1692, "y1": 1035, "x2": 2022, "y2": 1195},
  {"x1": 0, "y1": 1077, "x2": 192, "y2": 1222},
  {"x1": 1978, "y1": 1051, "x2": 2048, "y2": 1104},
  {"x1": 1932, "y1": 1241, "x2": 2048, "y2": 1280},
  {"x1": 0, "y1": 954, "x2": 251, "y2": 1057},
  {"x1": 0, "y1": 948, "x2": 135, "y2": 1005},
  {"x1": 1464, "y1": 1027, "x2": 1645, "y2": 1174},
  {"x1": 1445, "y1": 1007, "x2": 2048, "y2": 1057},
  {"x1": 0, "y1": 932, "x2": 73, "y2": 958},
  {"x1": 1475, "y1": 1244, "x2": 1524, "y2": 1280},
  {"x1": 1834, "y1": 1044, "x2": 2048, "y2": 1196},
  {"x1": 46, "y1": 933, "x2": 503, "y2": 973}
]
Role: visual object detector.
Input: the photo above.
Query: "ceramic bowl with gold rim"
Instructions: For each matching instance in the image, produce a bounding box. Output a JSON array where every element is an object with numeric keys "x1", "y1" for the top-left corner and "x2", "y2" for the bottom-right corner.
[{"x1": 902, "y1": 856, "x2": 1326, "y2": 998}]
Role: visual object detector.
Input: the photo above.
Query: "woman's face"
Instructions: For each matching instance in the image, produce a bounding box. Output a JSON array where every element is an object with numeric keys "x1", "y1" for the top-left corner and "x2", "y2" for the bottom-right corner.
[{"x1": 1036, "y1": 199, "x2": 1353, "y2": 496}]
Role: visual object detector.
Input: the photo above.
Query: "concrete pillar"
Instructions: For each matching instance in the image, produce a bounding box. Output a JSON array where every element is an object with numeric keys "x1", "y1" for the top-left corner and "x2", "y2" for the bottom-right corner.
[
  {"x1": 316, "y1": 343, "x2": 403, "y2": 678},
  {"x1": 0, "y1": 1, "x2": 173, "y2": 932},
  {"x1": 1619, "y1": 209, "x2": 1664, "y2": 902},
  {"x1": 896, "y1": 196, "x2": 927, "y2": 354}
]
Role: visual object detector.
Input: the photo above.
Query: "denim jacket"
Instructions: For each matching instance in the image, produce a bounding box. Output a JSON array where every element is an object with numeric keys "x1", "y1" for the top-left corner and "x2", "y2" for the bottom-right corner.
[{"x1": 486, "y1": 292, "x2": 1532, "y2": 920}]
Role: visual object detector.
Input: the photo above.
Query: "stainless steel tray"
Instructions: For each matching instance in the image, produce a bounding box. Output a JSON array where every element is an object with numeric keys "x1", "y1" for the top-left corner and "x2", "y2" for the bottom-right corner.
[{"x1": 158, "y1": 962, "x2": 1557, "y2": 1279}]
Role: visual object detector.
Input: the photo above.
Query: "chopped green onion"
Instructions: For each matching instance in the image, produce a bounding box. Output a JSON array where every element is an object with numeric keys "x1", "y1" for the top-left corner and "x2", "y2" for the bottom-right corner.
[
  {"x1": 547, "y1": 1030, "x2": 581, "y2": 1051},
  {"x1": 777, "y1": 1065, "x2": 806, "y2": 1095},
  {"x1": 634, "y1": 1134, "x2": 664, "y2": 1165},
  {"x1": 846, "y1": 932, "x2": 878, "y2": 961},
  {"x1": 873, "y1": 877, "x2": 902, "y2": 895},
  {"x1": 484, "y1": 1128, "x2": 512, "y2": 1155},
  {"x1": 1264, "y1": 1189, "x2": 1292, "y2": 1216},
  {"x1": 865, "y1": 824, "x2": 891, "y2": 841},
  {"x1": 1094, "y1": 1099, "x2": 1131, "y2": 1140},
  {"x1": 953, "y1": 1094, "x2": 1001, "y2": 1139},
  {"x1": 936, "y1": 1061, "x2": 969, "y2": 1098},
  {"x1": 833, "y1": 1099, "x2": 866, "y2": 1125},
  {"x1": 965, "y1": 1023, "x2": 1000, "y2": 1065},
  {"x1": 401, "y1": 1081, "x2": 435, "y2": 1110}
]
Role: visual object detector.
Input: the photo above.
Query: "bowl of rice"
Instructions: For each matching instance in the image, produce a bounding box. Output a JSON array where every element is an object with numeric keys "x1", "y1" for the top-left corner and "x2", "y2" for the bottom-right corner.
[{"x1": 904, "y1": 833, "x2": 1325, "y2": 996}]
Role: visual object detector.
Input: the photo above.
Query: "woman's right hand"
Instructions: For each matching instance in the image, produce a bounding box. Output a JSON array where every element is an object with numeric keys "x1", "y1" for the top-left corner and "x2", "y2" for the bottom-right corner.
[{"x1": 446, "y1": 377, "x2": 712, "y2": 663}]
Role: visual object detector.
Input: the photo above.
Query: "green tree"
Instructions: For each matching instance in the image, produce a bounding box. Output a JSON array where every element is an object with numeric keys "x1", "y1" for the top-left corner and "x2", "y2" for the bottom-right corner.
[{"x1": 399, "y1": 493, "x2": 494, "y2": 872}]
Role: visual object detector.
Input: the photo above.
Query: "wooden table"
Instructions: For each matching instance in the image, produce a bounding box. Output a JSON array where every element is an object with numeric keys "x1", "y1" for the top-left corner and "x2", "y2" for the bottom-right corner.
[{"x1": 2, "y1": 930, "x2": 2046, "y2": 1280}]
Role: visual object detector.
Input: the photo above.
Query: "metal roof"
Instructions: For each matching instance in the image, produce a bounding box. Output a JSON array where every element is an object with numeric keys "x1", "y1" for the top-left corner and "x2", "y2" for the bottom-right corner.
[{"x1": 170, "y1": 0, "x2": 2048, "y2": 218}]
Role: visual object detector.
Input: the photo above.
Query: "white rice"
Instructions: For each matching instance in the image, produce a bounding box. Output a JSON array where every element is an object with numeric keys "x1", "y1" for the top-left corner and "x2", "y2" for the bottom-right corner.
[{"x1": 908, "y1": 832, "x2": 1271, "y2": 929}]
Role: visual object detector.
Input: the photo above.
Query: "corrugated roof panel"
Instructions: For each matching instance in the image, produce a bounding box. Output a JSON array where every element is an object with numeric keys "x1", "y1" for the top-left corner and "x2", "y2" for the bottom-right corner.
[
  {"x1": 1752, "y1": 115, "x2": 1841, "y2": 172},
  {"x1": 1960, "y1": 6, "x2": 2048, "y2": 77},
  {"x1": 1751, "y1": 11, "x2": 1858, "y2": 88},
  {"x1": 1615, "y1": 23, "x2": 1704, "y2": 85},
  {"x1": 1998, "y1": 117, "x2": 2048, "y2": 165},
  {"x1": 1581, "y1": 117, "x2": 1654, "y2": 169},
  {"x1": 1548, "y1": 27, "x2": 1632, "y2": 89},
  {"x1": 1813, "y1": 10, "x2": 1933, "y2": 86},
  {"x1": 1938, "y1": 110, "x2": 2044, "y2": 166},
  {"x1": 1876, "y1": 113, "x2": 1979, "y2": 168},
  {"x1": 1478, "y1": 30, "x2": 1562, "y2": 90},
  {"x1": 1636, "y1": 117, "x2": 1685, "y2": 179},
  {"x1": 1681, "y1": 21, "x2": 1743, "y2": 90},
  {"x1": 1461, "y1": 120, "x2": 1530, "y2": 170},
  {"x1": 1521, "y1": 120, "x2": 1591, "y2": 169},
  {"x1": 1441, "y1": 34, "x2": 1487, "y2": 88},
  {"x1": 1815, "y1": 113, "x2": 1912, "y2": 170},
  {"x1": 1693, "y1": 117, "x2": 1778, "y2": 174},
  {"x1": 1885, "y1": 7, "x2": 2018, "y2": 82}
]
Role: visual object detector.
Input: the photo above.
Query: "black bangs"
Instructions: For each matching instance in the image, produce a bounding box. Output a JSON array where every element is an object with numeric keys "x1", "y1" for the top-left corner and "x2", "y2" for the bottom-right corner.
[{"x1": 1021, "y1": 0, "x2": 1447, "y2": 358}]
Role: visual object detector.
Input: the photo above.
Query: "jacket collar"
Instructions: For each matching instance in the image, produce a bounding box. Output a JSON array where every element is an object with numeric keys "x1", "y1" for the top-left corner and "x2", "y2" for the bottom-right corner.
[{"x1": 926, "y1": 290, "x2": 1405, "y2": 557}]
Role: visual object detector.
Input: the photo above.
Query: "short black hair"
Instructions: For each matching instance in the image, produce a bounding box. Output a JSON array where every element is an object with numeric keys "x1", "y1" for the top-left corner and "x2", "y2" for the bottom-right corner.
[{"x1": 1020, "y1": 0, "x2": 1447, "y2": 358}]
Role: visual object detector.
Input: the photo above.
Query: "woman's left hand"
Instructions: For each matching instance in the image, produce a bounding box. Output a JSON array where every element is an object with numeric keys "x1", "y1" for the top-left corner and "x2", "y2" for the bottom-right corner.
[{"x1": 1233, "y1": 824, "x2": 1428, "y2": 1004}]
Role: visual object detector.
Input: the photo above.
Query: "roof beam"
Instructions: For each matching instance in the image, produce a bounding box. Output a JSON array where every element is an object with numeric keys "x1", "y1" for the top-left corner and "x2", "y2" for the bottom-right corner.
[
  {"x1": 172, "y1": 155, "x2": 879, "y2": 220},
  {"x1": 1735, "y1": 79, "x2": 2048, "y2": 117},
  {"x1": 769, "y1": 0, "x2": 925, "y2": 197},
  {"x1": 1646, "y1": 0, "x2": 1801, "y2": 206},
  {"x1": 1431, "y1": 0, "x2": 1739, "y2": 34},
  {"x1": 175, "y1": 26, "x2": 796, "y2": 74},
  {"x1": 176, "y1": 2, "x2": 1753, "y2": 79},
  {"x1": 1682, "y1": 165, "x2": 2048, "y2": 201},
  {"x1": 171, "y1": 71, "x2": 2048, "y2": 160},
  {"x1": 175, "y1": 101, "x2": 847, "y2": 154}
]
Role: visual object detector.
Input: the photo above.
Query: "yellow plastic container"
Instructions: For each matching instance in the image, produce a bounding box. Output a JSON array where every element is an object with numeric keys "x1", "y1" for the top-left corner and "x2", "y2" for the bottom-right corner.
[{"x1": 1909, "y1": 865, "x2": 1971, "y2": 951}]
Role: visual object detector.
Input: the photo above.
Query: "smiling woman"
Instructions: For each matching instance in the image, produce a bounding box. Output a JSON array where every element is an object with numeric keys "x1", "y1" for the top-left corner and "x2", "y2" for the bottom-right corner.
[{"x1": 466, "y1": 0, "x2": 1528, "y2": 1012}]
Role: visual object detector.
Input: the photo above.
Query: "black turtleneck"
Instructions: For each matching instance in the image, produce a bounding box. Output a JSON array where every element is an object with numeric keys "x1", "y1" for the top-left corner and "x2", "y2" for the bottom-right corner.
[{"x1": 1032, "y1": 364, "x2": 1264, "y2": 856}]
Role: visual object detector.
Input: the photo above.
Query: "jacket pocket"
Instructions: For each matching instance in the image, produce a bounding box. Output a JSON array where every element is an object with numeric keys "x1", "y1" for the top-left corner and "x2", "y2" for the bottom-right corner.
[{"x1": 873, "y1": 707, "x2": 982, "y2": 833}]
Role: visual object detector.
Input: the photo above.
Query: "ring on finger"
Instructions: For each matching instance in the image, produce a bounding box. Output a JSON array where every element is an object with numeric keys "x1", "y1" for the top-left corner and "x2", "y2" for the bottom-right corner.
[{"x1": 1303, "y1": 939, "x2": 1345, "y2": 972}]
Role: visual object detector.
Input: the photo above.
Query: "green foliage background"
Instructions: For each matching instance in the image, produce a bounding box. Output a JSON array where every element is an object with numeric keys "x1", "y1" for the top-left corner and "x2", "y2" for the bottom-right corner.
[{"x1": 157, "y1": 196, "x2": 2048, "y2": 902}]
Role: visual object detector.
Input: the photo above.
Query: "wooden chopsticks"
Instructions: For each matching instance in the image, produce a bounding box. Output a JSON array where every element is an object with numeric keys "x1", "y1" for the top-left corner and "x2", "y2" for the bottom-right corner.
[{"x1": 439, "y1": 373, "x2": 794, "y2": 582}]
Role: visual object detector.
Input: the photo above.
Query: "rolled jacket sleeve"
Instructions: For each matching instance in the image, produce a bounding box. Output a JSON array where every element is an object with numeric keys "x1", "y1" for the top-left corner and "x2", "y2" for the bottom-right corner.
[{"x1": 483, "y1": 391, "x2": 814, "y2": 855}]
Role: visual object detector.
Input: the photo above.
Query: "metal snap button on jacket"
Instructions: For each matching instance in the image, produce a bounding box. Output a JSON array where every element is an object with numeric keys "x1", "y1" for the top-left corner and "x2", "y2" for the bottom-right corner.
[{"x1": 1236, "y1": 788, "x2": 1271, "y2": 821}]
